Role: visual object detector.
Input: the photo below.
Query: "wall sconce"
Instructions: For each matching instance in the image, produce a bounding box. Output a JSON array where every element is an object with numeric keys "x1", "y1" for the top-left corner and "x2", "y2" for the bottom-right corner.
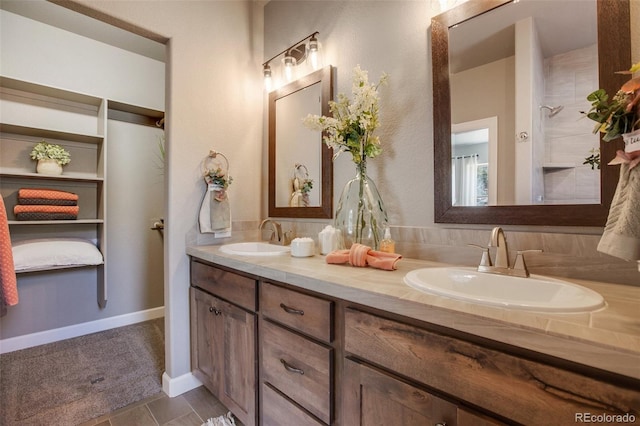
[{"x1": 263, "y1": 31, "x2": 322, "y2": 91}]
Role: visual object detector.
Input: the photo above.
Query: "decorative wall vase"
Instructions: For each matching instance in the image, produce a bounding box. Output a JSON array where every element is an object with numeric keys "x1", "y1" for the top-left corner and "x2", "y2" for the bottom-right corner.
[
  {"x1": 334, "y1": 159, "x2": 388, "y2": 250},
  {"x1": 36, "y1": 159, "x2": 63, "y2": 175},
  {"x1": 623, "y1": 128, "x2": 640, "y2": 153}
]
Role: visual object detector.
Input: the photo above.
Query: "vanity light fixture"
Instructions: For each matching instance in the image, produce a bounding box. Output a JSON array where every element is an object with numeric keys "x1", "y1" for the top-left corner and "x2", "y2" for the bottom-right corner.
[{"x1": 262, "y1": 31, "x2": 322, "y2": 91}]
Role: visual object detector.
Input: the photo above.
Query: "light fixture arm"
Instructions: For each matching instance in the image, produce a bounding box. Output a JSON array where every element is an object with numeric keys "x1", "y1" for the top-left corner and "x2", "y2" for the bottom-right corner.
[{"x1": 262, "y1": 31, "x2": 319, "y2": 67}]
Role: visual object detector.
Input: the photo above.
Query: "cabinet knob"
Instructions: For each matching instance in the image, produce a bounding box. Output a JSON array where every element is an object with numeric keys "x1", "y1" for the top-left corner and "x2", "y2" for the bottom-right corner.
[
  {"x1": 280, "y1": 358, "x2": 304, "y2": 375},
  {"x1": 435, "y1": 423, "x2": 446, "y2": 426},
  {"x1": 209, "y1": 306, "x2": 221, "y2": 315},
  {"x1": 279, "y1": 303, "x2": 304, "y2": 316}
]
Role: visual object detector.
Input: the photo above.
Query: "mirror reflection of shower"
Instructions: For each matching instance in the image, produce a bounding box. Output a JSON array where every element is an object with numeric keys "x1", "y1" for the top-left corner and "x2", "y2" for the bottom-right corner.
[{"x1": 539, "y1": 104, "x2": 564, "y2": 117}]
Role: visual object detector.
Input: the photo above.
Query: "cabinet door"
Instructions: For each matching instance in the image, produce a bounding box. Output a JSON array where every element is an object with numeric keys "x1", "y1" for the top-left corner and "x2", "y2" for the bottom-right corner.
[
  {"x1": 219, "y1": 298, "x2": 256, "y2": 426},
  {"x1": 343, "y1": 358, "x2": 457, "y2": 426},
  {"x1": 191, "y1": 287, "x2": 219, "y2": 392},
  {"x1": 190, "y1": 287, "x2": 257, "y2": 426}
]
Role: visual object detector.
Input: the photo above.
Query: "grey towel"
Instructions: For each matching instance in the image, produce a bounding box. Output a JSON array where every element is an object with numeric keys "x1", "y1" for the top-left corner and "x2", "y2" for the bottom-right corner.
[{"x1": 597, "y1": 163, "x2": 640, "y2": 261}]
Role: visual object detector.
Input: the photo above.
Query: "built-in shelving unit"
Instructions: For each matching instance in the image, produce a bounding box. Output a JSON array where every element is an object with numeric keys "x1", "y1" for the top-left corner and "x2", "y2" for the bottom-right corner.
[{"x1": 0, "y1": 76, "x2": 108, "y2": 307}]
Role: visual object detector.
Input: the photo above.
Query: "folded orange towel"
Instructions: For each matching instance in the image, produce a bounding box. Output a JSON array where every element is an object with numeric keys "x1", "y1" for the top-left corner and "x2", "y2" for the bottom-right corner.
[
  {"x1": 18, "y1": 188, "x2": 78, "y2": 201},
  {"x1": 14, "y1": 205, "x2": 79, "y2": 215},
  {"x1": 326, "y1": 243, "x2": 402, "y2": 271}
]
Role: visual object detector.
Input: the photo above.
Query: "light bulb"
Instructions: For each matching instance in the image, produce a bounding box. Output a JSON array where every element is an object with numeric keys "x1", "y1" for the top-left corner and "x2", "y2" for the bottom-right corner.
[
  {"x1": 308, "y1": 36, "x2": 320, "y2": 70},
  {"x1": 263, "y1": 64, "x2": 273, "y2": 91},
  {"x1": 283, "y1": 54, "x2": 296, "y2": 82}
]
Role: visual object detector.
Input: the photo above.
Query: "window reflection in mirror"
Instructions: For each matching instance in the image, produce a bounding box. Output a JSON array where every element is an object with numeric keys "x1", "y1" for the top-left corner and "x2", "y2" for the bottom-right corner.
[{"x1": 452, "y1": 117, "x2": 497, "y2": 206}]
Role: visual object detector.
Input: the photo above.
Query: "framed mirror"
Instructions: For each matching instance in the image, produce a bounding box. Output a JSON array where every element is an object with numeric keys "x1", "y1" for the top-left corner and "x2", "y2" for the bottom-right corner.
[
  {"x1": 432, "y1": 0, "x2": 631, "y2": 225},
  {"x1": 269, "y1": 66, "x2": 333, "y2": 218}
]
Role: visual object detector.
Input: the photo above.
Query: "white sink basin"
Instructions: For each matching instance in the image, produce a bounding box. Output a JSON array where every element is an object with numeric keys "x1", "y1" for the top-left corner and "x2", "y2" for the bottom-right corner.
[
  {"x1": 403, "y1": 267, "x2": 605, "y2": 313},
  {"x1": 220, "y1": 242, "x2": 290, "y2": 256}
]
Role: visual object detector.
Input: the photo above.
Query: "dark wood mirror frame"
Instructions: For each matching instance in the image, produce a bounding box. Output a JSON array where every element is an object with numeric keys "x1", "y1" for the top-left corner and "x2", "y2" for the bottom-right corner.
[
  {"x1": 432, "y1": 0, "x2": 631, "y2": 226},
  {"x1": 268, "y1": 66, "x2": 333, "y2": 218}
]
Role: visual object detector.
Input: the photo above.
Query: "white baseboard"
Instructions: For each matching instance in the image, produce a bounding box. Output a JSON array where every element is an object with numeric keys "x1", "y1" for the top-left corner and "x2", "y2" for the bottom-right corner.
[
  {"x1": 162, "y1": 371, "x2": 202, "y2": 397},
  {"x1": 0, "y1": 306, "x2": 164, "y2": 354}
]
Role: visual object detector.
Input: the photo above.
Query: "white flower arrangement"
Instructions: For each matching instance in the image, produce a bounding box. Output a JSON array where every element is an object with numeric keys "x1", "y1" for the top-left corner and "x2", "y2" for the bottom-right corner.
[
  {"x1": 30, "y1": 140, "x2": 71, "y2": 165},
  {"x1": 303, "y1": 65, "x2": 388, "y2": 165}
]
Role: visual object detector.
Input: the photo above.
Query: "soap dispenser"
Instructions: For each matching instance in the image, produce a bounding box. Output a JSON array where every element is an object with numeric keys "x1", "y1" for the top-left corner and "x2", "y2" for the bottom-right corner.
[{"x1": 379, "y1": 227, "x2": 395, "y2": 253}]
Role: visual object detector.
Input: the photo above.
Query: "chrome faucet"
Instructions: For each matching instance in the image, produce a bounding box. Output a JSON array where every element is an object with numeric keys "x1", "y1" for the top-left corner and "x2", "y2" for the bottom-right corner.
[
  {"x1": 259, "y1": 219, "x2": 293, "y2": 246},
  {"x1": 474, "y1": 227, "x2": 541, "y2": 278}
]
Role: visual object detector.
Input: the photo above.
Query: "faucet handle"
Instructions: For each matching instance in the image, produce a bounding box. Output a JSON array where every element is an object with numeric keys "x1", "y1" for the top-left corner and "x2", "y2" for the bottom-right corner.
[
  {"x1": 513, "y1": 249, "x2": 543, "y2": 277},
  {"x1": 468, "y1": 244, "x2": 493, "y2": 267},
  {"x1": 283, "y1": 230, "x2": 295, "y2": 246}
]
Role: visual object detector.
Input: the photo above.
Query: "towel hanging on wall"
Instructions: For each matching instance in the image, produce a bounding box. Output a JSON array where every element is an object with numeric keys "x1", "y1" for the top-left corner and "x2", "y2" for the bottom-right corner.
[
  {"x1": 198, "y1": 150, "x2": 232, "y2": 238},
  {"x1": 0, "y1": 196, "x2": 18, "y2": 316},
  {"x1": 597, "y1": 161, "x2": 640, "y2": 261}
]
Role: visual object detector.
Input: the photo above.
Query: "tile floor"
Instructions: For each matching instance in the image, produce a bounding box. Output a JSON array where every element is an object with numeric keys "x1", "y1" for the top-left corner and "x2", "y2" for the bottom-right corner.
[{"x1": 78, "y1": 386, "x2": 237, "y2": 426}]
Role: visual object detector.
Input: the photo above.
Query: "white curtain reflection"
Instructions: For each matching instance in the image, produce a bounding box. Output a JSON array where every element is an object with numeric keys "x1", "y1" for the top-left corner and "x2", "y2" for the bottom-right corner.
[{"x1": 452, "y1": 154, "x2": 478, "y2": 206}]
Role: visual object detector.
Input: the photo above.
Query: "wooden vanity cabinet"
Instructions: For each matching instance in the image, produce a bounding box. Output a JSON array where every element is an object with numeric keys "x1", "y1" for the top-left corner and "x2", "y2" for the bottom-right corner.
[
  {"x1": 344, "y1": 308, "x2": 640, "y2": 425},
  {"x1": 190, "y1": 261, "x2": 257, "y2": 426},
  {"x1": 259, "y1": 282, "x2": 335, "y2": 425},
  {"x1": 188, "y1": 258, "x2": 640, "y2": 426}
]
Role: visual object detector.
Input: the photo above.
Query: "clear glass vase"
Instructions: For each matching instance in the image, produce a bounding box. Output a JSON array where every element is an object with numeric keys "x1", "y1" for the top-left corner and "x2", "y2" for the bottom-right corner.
[{"x1": 334, "y1": 159, "x2": 388, "y2": 250}]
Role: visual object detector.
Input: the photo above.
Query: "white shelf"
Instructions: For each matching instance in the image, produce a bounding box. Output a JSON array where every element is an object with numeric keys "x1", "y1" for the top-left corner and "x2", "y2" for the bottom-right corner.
[
  {"x1": 8, "y1": 219, "x2": 104, "y2": 225},
  {"x1": 16, "y1": 263, "x2": 102, "y2": 274},
  {"x1": 0, "y1": 76, "x2": 103, "y2": 107},
  {"x1": 0, "y1": 168, "x2": 104, "y2": 183},
  {"x1": 0, "y1": 123, "x2": 104, "y2": 144},
  {"x1": 542, "y1": 163, "x2": 575, "y2": 170}
]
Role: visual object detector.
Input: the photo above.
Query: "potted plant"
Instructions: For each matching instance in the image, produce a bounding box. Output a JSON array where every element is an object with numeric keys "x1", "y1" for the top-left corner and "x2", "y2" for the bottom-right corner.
[
  {"x1": 583, "y1": 62, "x2": 640, "y2": 167},
  {"x1": 30, "y1": 140, "x2": 71, "y2": 175}
]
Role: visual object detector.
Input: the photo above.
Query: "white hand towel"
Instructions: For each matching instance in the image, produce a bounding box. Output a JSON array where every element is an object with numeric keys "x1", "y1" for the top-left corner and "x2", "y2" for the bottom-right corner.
[
  {"x1": 597, "y1": 163, "x2": 640, "y2": 261},
  {"x1": 198, "y1": 188, "x2": 231, "y2": 234}
]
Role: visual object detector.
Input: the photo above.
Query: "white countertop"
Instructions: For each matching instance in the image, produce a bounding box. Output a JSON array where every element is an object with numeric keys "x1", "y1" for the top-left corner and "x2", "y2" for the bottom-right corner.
[{"x1": 187, "y1": 244, "x2": 640, "y2": 380}]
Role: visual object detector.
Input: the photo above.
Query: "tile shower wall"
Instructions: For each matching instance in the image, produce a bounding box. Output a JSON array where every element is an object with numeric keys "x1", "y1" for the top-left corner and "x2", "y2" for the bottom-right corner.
[{"x1": 543, "y1": 44, "x2": 600, "y2": 204}]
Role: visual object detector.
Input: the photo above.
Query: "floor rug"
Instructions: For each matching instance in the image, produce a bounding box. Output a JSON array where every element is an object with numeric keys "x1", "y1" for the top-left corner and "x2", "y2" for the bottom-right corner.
[{"x1": 0, "y1": 318, "x2": 164, "y2": 425}]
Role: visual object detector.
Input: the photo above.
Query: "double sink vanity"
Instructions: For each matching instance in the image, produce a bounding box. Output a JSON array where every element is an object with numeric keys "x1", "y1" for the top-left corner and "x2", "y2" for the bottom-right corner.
[{"x1": 187, "y1": 237, "x2": 640, "y2": 426}]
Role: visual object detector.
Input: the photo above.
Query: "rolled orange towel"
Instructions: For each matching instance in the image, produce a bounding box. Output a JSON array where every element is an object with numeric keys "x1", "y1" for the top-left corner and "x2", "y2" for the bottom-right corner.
[{"x1": 326, "y1": 243, "x2": 402, "y2": 271}]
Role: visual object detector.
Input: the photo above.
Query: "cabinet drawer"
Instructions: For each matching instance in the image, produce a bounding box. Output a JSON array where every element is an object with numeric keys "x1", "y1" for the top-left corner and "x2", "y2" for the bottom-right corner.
[
  {"x1": 261, "y1": 282, "x2": 332, "y2": 342},
  {"x1": 345, "y1": 309, "x2": 640, "y2": 425},
  {"x1": 261, "y1": 383, "x2": 323, "y2": 426},
  {"x1": 191, "y1": 260, "x2": 256, "y2": 311},
  {"x1": 261, "y1": 320, "x2": 332, "y2": 424}
]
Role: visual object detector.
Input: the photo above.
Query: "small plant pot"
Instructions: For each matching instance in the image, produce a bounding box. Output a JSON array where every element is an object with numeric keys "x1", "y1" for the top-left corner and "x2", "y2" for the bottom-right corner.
[{"x1": 36, "y1": 159, "x2": 63, "y2": 175}]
